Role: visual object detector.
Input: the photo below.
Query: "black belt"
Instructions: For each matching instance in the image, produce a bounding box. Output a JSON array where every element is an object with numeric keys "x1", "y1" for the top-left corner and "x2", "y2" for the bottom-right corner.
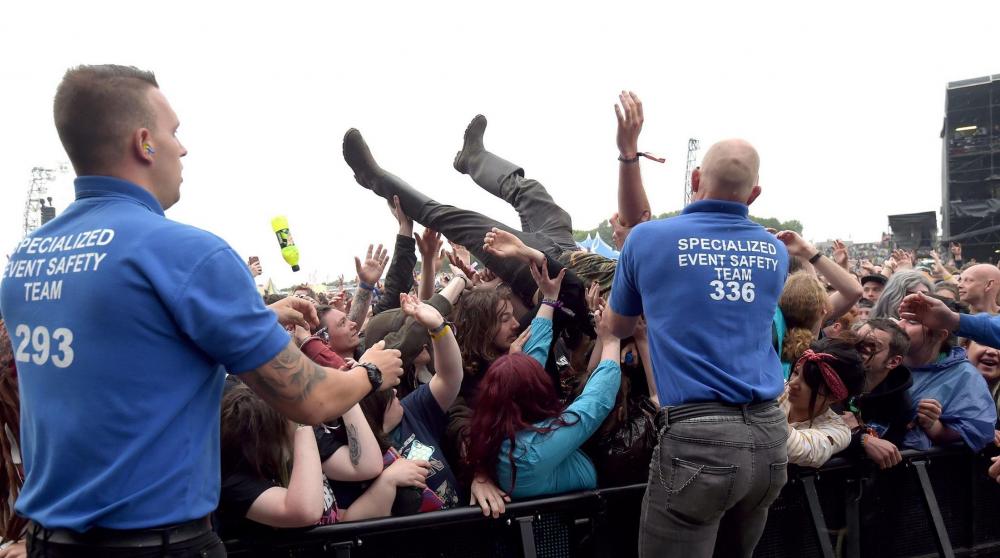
[
  {"x1": 28, "y1": 516, "x2": 211, "y2": 547},
  {"x1": 656, "y1": 400, "x2": 778, "y2": 429}
]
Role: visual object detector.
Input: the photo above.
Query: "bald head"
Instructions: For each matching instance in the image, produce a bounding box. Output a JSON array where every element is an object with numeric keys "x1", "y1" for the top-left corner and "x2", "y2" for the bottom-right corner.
[
  {"x1": 697, "y1": 139, "x2": 760, "y2": 202},
  {"x1": 959, "y1": 264, "x2": 1000, "y2": 313}
]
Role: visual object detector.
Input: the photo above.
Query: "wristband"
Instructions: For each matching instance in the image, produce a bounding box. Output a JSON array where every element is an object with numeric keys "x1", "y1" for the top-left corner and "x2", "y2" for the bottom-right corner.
[
  {"x1": 358, "y1": 281, "x2": 375, "y2": 292},
  {"x1": 430, "y1": 324, "x2": 452, "y2": 341},
  {"x1": 541, "y1": 298, "x2": 564, "y2": 309},
  {"x1": 808, "y1": 252, "x2": 823, "y2": 265},
  {"x1": 618, "y1": 152, "x2": 667, "y2": 164}
]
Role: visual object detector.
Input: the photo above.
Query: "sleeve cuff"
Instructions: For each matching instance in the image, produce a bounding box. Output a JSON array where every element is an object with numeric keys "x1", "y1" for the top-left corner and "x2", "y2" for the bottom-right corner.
[{"x1": 228, "y1": 324, "x2": 291, "y2": 373}]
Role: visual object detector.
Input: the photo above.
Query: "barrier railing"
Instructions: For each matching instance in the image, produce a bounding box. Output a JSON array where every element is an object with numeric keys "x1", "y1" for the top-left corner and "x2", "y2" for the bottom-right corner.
[{"x1": 224, "y1": 445, "x2": 1000, "y2": 558}]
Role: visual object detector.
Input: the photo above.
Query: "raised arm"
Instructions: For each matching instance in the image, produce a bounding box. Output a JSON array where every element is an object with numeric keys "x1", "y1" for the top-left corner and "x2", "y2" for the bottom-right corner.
[
  {"x1": 615, "y1": 90, "x2": 652, "y2": 227},
  {"x1": 348, "y1": 243, "x2": 390, "y2": 324},
  {"x1": 777, "y1": 231, "x2": 862, "y2": 319},
  {"x1": 400, "y1": 293, "x2": 464, "y2": 411},
  {"x1": 415, "y1": 228, "x2": 444, "y2": 301},
  {"x1": 374, "y1": 195, "x2": 417, "y2": 315}
]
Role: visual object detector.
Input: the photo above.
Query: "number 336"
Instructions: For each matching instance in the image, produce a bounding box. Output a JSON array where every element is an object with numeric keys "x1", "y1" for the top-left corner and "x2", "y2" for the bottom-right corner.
[
  {"x1": 709, "y1": 280, "x2": 756, "y2": 303},
  {"x1": 14, "y1": 325, "x2": 75, "y2": 368}
]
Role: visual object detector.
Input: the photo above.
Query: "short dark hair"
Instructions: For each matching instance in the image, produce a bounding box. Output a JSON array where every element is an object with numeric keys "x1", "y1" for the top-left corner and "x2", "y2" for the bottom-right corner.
[
  {"x1": 862, "y1": 318, "x2": 910, "y2": 359},
  {"x1": 53, "y1": 65, "x2": 159, "y2": 175},
  {"x1": 856, "y1": 298, "x2": 873, "y2": 309}
]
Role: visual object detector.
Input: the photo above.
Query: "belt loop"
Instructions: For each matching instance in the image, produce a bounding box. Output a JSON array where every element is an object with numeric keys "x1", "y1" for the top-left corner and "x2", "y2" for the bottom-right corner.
[{"x1": 741, "y1": 404, "x2": 751, "y2": 424}]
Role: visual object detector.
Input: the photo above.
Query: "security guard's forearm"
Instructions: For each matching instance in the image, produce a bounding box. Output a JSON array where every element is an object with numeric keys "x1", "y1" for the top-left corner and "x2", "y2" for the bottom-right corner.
[{"x1": 241, "y1": 340, "x2": 373, "y2": 425}]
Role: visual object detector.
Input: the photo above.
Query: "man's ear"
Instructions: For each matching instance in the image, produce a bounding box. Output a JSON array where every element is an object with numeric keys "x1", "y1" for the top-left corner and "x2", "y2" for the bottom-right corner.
[
  {"x1": 691, "y1": 167, "x2": 700, "y2": 192},
  {"x1": 746, "y1": 184, "x2": 762, "y2": 206},
  {"x1": 134, "y1": 128, "x2": 154, "y2": 163},
  {"x1": 885, "y1": 354, "x2": 904, "y2": 371}
]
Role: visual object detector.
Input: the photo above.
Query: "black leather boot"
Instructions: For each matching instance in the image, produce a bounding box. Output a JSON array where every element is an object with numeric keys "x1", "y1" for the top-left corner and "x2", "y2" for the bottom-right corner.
[
  {"x1": 452, "y1": 115, "x2": 523, "y2": 201},
  {"x1": 343, "y1": 128, "x2": 433, "y2": 219}
]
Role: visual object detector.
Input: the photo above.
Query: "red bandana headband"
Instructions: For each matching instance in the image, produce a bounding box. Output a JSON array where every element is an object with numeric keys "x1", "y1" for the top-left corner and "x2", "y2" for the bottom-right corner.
[{"x1": 795, "y1": 349, "x2": 848, "y2": 402}]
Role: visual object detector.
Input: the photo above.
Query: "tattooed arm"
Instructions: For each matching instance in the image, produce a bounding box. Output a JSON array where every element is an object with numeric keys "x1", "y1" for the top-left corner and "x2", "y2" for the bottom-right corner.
[
  {"x1": 321, "y1": 404, "x2": 384, "y2": 482},
  {"x1": 241, "y1": 340, "x2": 402, "y2": 425},
  {"x1": 348, "y1": 288, "x2": 373, "y2": 327}
]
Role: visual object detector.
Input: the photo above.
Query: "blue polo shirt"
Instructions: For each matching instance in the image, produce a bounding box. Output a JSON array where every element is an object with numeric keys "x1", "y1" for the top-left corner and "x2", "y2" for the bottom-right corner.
[
  {"x1": 609, "y1": 200, "x2": 788, "y2": 406},
  {"x1": 0, "y1": 176, "x2": 289, "y2": 531}
]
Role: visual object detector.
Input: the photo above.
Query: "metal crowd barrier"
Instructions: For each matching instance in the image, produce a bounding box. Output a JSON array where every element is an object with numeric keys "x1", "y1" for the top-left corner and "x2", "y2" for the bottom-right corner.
[{"x1": 224, "y1": 445, "x2": 1000, "y2": 558}]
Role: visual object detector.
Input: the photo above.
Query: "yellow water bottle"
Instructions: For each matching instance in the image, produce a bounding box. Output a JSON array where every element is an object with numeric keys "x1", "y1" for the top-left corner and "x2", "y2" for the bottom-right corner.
[{"x1": 271, "y1": 216, "x2": 300, "y2": 272}]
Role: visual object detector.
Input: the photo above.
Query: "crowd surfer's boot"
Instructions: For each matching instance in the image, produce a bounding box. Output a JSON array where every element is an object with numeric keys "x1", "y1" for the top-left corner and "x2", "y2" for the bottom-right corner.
[
  {"x1": 452, "y1": 115, "x2": 524, "y2": 202},
  {"x1": 343, "y1": 128, "x2": 433, "y2": 219}
]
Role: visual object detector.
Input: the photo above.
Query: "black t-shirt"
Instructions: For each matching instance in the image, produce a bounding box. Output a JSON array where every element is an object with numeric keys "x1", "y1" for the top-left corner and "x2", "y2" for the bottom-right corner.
[{"x1": 217, "y1": 427, "x2": 344, "y2": 540}]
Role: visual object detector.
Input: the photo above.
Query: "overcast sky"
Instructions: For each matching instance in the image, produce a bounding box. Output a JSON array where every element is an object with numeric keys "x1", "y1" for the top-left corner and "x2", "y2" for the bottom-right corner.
[{"x1": 2, "y1": 1, "x2": 997, "y2": 288}]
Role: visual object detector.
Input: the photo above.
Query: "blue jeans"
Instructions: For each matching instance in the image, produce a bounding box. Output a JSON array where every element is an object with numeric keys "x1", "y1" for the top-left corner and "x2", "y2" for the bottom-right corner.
[{"x1": 639, "y1": 402, "x2": 788, "y2": 558}]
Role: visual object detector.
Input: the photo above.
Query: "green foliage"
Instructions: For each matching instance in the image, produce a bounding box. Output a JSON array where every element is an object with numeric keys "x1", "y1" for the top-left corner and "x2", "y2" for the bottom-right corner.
[{"x1": 572, "y1": 212, "x2": 802, "y2": 244}]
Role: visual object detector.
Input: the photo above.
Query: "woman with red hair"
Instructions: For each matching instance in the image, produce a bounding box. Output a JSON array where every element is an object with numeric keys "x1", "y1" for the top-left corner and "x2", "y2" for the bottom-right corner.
[{"x1": 466, "y1": 307, "x2": 621, "y2": 499}]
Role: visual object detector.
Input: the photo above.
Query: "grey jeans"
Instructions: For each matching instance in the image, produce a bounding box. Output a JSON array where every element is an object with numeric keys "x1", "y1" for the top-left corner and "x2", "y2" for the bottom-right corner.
[
  {"x1": 639, "y1": 402, "x2": 788, "y2": 558},
  {"x1": 493, "y1": 172, "x2": 578, "y2": 254}
]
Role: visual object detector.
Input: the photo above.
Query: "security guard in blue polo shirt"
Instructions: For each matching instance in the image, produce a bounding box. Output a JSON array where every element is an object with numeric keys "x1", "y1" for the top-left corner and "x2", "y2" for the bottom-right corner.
[
  {"x1": 0, "y1": 65, "x2": 403, "y2": 557},
  {"x1": 608, "y1": 139, "x2": 790, "y2": 558}
]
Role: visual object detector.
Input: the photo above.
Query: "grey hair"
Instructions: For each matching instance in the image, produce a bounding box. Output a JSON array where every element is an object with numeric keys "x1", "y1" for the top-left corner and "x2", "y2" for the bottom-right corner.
[{"x1": 870, "y1": 270, "x2": 934, "y2": 320}]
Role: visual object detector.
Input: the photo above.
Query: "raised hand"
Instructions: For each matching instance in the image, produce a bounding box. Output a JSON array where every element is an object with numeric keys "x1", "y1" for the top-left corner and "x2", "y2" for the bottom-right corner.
[
  {"x1": 614, "y1": 90, "x2": 644, "y2": 159},
  {"x1": 268, "y1": 296, "x2": 320, "y2": 330},
  {"x1": 330, "y1": 289, "x2": 349, "y2": 313},
  {"x1": 586, "y1": 282, "x2": 602, "y2": 313},
  {"x1": 355, "y1": 244, "x2": 390, "y2": 286},
  {"x1": 447, "y1": 250, "x2": 477, "y2": 283},
  {"x1": 389, "y1": 195, "x2": 413, "y2": 236},
  {"x1": 891, "y1": 249, "x2": 913, "y2": 271},
  {"x1": 484, "y1": 227, "x2": 528, "y2": 260},
  {"x1": 832, "y1": 240, "x2": 849, "y2": 269},
  {"x1": 399, "y1": 293, "x2": 445, "y2": 330},
  {"x1": 415, "y1": 228, "x2": 443, "y2": 262},
  {"x1": 610, "y1": 212, "x2": 636, "y2": 250},
  {"x1": 776, "y1": 230, "x2": 815, "y2": 260},
  {"x1": 451, "y1": 242, "x2": 472, "y2": 267},
  {"x1": 529, "y1": 258, "x2": 566, "y2": 301}
]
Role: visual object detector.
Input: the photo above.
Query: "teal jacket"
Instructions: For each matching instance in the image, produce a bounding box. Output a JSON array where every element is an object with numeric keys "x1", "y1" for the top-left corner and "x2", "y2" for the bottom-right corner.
[{"x1": 495, "y1": 316, "x2": 621, "y2": 498}]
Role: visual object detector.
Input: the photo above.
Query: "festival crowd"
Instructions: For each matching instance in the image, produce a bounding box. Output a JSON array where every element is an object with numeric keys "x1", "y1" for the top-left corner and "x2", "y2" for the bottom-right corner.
[{"x1": 2, "y1": 65, "x2": 1000, "y2": 558}]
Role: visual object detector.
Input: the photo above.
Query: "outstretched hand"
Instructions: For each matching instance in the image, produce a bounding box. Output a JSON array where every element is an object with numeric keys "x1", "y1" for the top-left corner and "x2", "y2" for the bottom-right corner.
[
  {"x1": 399, "y1": 293, "x2": 445, "y2": 330},
  {"x1": 832, "y1": 240, "x2": 849, "y2": 269},
  {"x1": 268, "y1": 296, "x2": 320, "y2": 330},
  {"x1": 529, "y1": 258, "x2": 566, "y2": 301},
  {"x1": 898, "y1": 292, "x2": 960, "y2": 332},
  {"x1": 484, "y1": 227, "x2": 527, "y2": 261},
  {"x1": 415, "y1": 228, "x2": 444, "y2": 261},
  {"x1": 389, "y1": 195, "x2": 413, "y2": 236},
  {"x1": 614, "y1": 90, "x2": 644, "y2": 159},
  {"x1": 775, "y1": 230, "x2": 816, "y2": 260},
  {"x1": 355, "y1": 244, "x2": 390, "y2": 286}
]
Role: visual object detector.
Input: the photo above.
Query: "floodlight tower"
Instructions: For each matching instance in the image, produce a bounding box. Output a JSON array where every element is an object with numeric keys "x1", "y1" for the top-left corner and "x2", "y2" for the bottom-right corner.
[
  {"x1": 683, "y1": 138, "x2": 700, "y2": 207},
  {"x1": 22, "y1": 163, "x2": 69, "y2": 235}
]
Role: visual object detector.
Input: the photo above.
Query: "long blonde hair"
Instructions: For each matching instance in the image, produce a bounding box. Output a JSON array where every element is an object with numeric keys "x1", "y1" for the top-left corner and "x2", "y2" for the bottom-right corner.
[{"x1": 779, "y1": 273, "x2": 829, "y2": 364}]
